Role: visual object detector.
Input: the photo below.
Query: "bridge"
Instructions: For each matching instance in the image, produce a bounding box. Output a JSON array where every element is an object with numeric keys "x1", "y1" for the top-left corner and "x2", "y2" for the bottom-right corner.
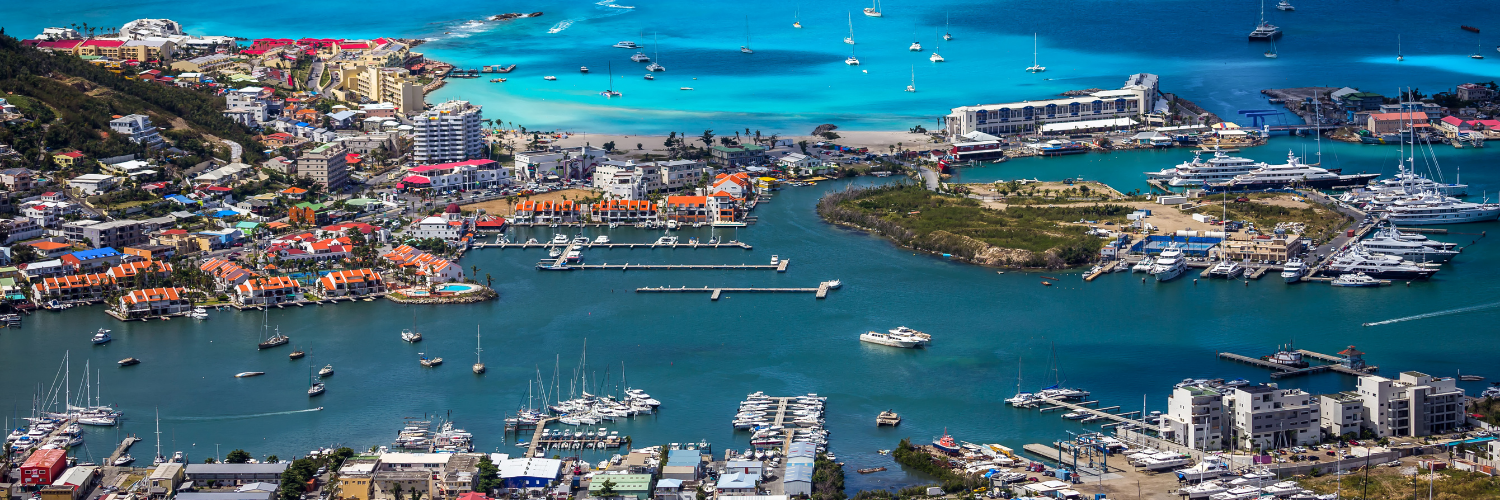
[{"x1": 1238, "y1": 109, "x2": 1286, "y2": 128}]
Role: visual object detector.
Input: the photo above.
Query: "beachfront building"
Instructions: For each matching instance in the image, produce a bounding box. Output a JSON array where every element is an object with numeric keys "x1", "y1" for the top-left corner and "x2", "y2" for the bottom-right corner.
[
  {"x1": 514, "y1": 146, "x2": 610, "y2": 181},
  {"x1": 512, "y1": 200, "x2": 581, "y2": 224},
  {"x1": 298, "y1": 143, "x2": 352, "y2": 191},
  {"x1": 1356, "y1": 372, "x2": 1464, "y2": 438},
  {"x1": 943, "y1": 73, "x2": 1161, "y2": 137},
  {"x1": 589, "y1": 200, "x2": 658, "y2": 224},
  {"x1": 32, "y1": 273, "x2": 115, "y2": 304},
  {"x1": 413, "y1": 100, "x2": 484, "y2": 163},
  {"x1": 709, "y1": 145, "x2": 768, "y2": 167},
  {"x1": 109, "y1": 114, "x2": 165, "y2": 147},
  {"x1": 117, "y1": 287, "x2": 193, "y2": 319},
  {"x1": 317, "y1": 269, "x2": 387, "y2": 298},
  {"x1": 401, "y1": 159, "x2": 511, "y2": 192},
  {"x1": 1163, "y1": 385, "x2": 1227, "y2": 451},
  {"x1": 1225, "y1": 384, "x2": 1320, "y2": 451},
  {"x1": 233, "y1": 276, "x2": 303, "y2": 306}
]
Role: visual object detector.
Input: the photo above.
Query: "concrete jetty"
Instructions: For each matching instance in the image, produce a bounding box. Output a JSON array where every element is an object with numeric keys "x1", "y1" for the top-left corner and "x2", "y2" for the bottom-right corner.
[
  {"x1": 638, "y1": 282, "x2": 837, "y2": 300},
  {"x1": 1217, "y1": 349, "x2": 1378, "y2": 379},
  {"x1": 538, "y1": 261, "x2": 788, "y2": 271},
  {"x1": 476, "y1": 241, "x2": 753, "y2": 250},
  {"x1": 107, "y1": 436, "x2": 141, "y2": 464}
]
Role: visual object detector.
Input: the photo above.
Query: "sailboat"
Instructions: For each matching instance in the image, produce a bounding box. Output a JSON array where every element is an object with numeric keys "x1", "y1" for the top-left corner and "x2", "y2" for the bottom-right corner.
[
  {"x1": 905, "y1": 66, "x2": 915, "y2": 93},
  {"x1": 909, "y1": 33, "x2": 921, "y2": 51},
  {"x1": 1473, "y1": 35, "x2": 1486, "y2": 59},
  {"x1": 401, "y1": 309, "x2": 422, "y2": 343},
  {"x1": 646, "y1": 33, "x2": 666, "y2": 71},
  {"x1": 601, "y1": 62, "x2": 622, "y2": 97},
  {"x1": 152, "y1": 408, "x2": 166, "y2": 465},
  {"x1": 472, "y1": 326, "x2": 486, "y2": 374},
  {"x1": 1397, "y1": 35, "x2": 1404, "y2": 62},
  {"x1": 930, "y1": 42, "x2": 944, "y2": 63},
  {"x1": 943, "y1": 12, "x2": 952, "y2": 41},
  {"x1": 741, "y1": 16, "x2": 753, "y2": 53},
  {"x1": 1026, "y1": 33, "x2": 1045, "y2": 72},
  {"x1": 1265, "y1": 38, "x2": 1279, "y2": 58},
  {"x1": 307, "y1": 356, "x2": 325, "y2": 397},
  {"x1": 863, "y1": 0, "x2": 881, "y2": 17},
  {"x1": 843, "y1": 12, "x2": 855, "y2": 44},
  {"x1": 846, "y1": 40, "x2": 860, "y2": 65},
  {"x1": 793, "y1": 7, "x2": 802, "y2": 28}
]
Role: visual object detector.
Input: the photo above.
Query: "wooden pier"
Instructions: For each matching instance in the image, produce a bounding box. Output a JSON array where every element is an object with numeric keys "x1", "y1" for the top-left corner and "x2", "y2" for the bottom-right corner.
[
  {"x1": 523, "y1": 417, "x2": 559, "y2": 458},
  {"x1": 476, "y1": 241, "x2": 753, "y2": 250},
  {"x1": 1083, "y1": 261, "x2": 1118, "y2": 281},
  {"x1": 638, "y1": 282, "x2": 837, "y2": 300},
  {"x1": 539, "y1": 260, "x2": 789, "y2": 272},
  {"x1": 107, "y1": 436, "x2": 141, "y2": 464},
  {"x1": 1217, "y1": 350, "x2": 1378, "y2": 379},
  {"x1": 1036, "y1": 397, "x2": 1159, "y2": 432}
]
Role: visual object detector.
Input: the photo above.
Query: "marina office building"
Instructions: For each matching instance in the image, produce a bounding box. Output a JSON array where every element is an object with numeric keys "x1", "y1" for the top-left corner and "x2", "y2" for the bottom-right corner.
[{"x1": 943, "y1": 73, "x2": 1163, "y2": 137}]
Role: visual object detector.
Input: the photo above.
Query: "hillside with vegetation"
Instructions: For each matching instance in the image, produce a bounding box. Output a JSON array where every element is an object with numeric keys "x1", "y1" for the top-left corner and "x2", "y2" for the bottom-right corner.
[
  {"x1": 817, "y1": 184, "x2": 1128, "y2": 268},
  {"x1": 0, "y1": 31, "x2": 266, "y2": 174}
]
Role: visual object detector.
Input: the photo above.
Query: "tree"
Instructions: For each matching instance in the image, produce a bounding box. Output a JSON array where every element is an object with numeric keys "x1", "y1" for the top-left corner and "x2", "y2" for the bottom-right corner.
[
  {"x1": 602, "y1": 141, "x2": 616, "y2": 151},
  {"x1": 267, "y1": 455, "x2": 279, "y2": 463},
  {"x1": 598, "y1": 479, "x2": 617, "y2": 498},
  {"x1": 698, "y1": 130, "x2": 715, "y2": 149},
  {"x1": 484, "y1": 273, "x2": 493, "y2": 288},
  {"x1": 225, "y1": 449, "x2": 252, "y2": 463},
  {"x1": 636, "y1": 143, "x2": 643, "y2": 151},
  {"x1": 11, "y1": 244, "x2": 40, "y2": 264},
  {"x1": 203, "y1": 457, "x2": 217, "y2": 463}
]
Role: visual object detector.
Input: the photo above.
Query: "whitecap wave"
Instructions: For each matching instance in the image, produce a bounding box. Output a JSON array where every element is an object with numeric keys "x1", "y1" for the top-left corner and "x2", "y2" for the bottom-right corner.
[
  {"x1": 548, "y1": 19, "x2": 575, "y2": 33},
  {"x1": 606, "y1": 4, "x2": 635, "y2": 8}
]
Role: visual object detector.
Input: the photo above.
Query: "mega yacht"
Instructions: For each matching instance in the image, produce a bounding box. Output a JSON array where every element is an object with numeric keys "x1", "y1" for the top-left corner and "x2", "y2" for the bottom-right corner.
[
  {"x1": 888, "y1": 326, "x2": 931, "y2": 345},
  {"x1": 1360, "y1": 224, "x2": 1460, "y2": 262},
  {"x1": 859, "y1": 331, "x2": 921, "y2": 348},
  {"x1": 1368, "y1": 172, "x2": 1467, "y2": 197},
  {"x1": 1383, "y1": 192, "x2": 1500, "y2": 225},
  {"x1": 1280, "y1": 258, "x2": 1306, "y2": 283},
  {"x1": 1144, "y1": 150, "x2": 1266, "y2": 186},
  {"x1": 1149, "y1": 244, "x2": 1188, "y2": 282},
  {"x1": 1176, "y1": 461, "x2": 1229, "y2": 482},
  {"x1": 1206, "y1": 260, "x2": 1243, "y2": 279},
  {"x1": 1321, "y1": 246, "x2": 1438, "y2": 280},
  {"x1": 1218, "y1": 151, "x2": 1377, "y2": 189}
]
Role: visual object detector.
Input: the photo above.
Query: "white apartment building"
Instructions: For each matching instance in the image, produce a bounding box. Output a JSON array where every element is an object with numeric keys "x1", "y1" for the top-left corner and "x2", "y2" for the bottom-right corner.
[
  {"x1": 224, "y1": 87, "x2": 270, "y2": 127},
  {"x1": 407, "y1": 214, "x2": 468, "y2": 241},
  {"x1": 515, "y1": 146, "x2": 610, "y2": 181},
  {"x1": 403, "y1": 159, "x2": 511, "y2": 191},
  {"x1": 592, "y1": 160, "x2": 663, "y2": 200},
  {"x1": 1357, "y1": 372, "x2": 1464, "y2": 438},
  {"x1": 413, "y1": 100, "x2": 484, "y2": 163},
  {"x1": 1226, "y1": 384, "x2": 1320, "y2": 451},
  {"x1": 2, "y1": 218, "x2": 46, "y2": 244},
  {"x1": 23, "y1": 201, "x2": 77, "y2": 228},
  {"x1": 109, "y1": 114, "x2": 165, "y2": 147},
  {"x1": 944, "y1": 73, "x2": 1162, "y2": 137},
  {"x1": 1164, "y1": 386, "x2": 1227, "y2": 451},
  {"x1": 1319, "y1": 392, "x2": 1365, "y2": 439}
]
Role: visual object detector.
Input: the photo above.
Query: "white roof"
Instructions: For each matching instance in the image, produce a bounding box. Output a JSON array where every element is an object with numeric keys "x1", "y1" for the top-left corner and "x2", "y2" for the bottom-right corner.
[
  {"x1": 236, "y1": 87, "x2": 265, "y2": 93},
  {"x1": 1039, "y1": 117, "x2": 1136, "y2": 133},
  {"x1": 960, "y1": 130, "x2": 1002, "y2": 142},
  {"x1": 71, "y1": 174, "x2": 117, "y2": 182},
  {"x1": 498, "y1": 457, "x2": 561, "y2": 479},
  {"x1": 1092, "y1": 89, "x2": 1140, "y2": 98},
  {"x1": 378, "y1": 452, "x2": 453, "y2": 466}
]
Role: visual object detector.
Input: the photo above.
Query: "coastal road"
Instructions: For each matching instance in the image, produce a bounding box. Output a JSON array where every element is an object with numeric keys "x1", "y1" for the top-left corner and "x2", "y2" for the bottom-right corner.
[{"x1": 917, "y1": 165, "x2": 939, "y2": 190}]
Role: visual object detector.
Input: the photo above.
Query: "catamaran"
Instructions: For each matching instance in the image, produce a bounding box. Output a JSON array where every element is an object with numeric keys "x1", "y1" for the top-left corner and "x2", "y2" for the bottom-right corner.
[
  {"x1": 741, "y1": 16, "x2": 753, "y2": 54},
  {"x1": 1026, "y1": 33, "x2": 1045, "y2": 72},
  {"x1": 905, "y1": 66, "x2": 915, "y2": 93},
  {"x1": 646, "y1": 33, "x2": 665, "y2": 72},
  {"x1": 862, "y1": 0, "x2": 881, "y2": 17}
]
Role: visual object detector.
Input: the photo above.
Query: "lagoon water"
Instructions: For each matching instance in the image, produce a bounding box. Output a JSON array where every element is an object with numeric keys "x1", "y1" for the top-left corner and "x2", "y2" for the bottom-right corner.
[
  {"x1": 7, "y1": 0, "x2": 1500, "y2": 491},
  {"x1": 5, "y1": 144, "x2": 1500, "y2": 489}
]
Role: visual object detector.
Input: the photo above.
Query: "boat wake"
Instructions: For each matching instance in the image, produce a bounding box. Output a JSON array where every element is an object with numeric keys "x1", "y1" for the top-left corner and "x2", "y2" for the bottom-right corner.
[
  {"x1": 162, "y1": 408, "x2": 323, "y2": 421},
  {"x1": 547, "y1": 20, "x2": 574, "y2": 33},
  {"x1": 1361, "y1": 301, "x2": 1500, "y2": 327}
]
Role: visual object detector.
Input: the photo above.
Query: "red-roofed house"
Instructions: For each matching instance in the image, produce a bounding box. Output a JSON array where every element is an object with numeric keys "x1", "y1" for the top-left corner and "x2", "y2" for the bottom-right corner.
[
  {"x1": 589, "y1": 199, "x2": 657, "y2": 223},
  {"x1": 200, "y1": 257, "x2": 257, "y2": 290},
  {"x1": 52, "y1": 150, "x2": 86, "y2": 168},
  {"x1": 32, "y1": 273, "x2": 115, "y2": 304},
  {"x1": 281, "y1": 186, "x2": 309, "y2": 199},
  {"x1": 233, "y1": 276, "x2": 302, "y2": 306},
  {"x1": 709, "y1": 172, "x2": 753, "y2": 199},
  {"x1": 28, "y1": 241, "x2": 74, "y2": 259},
  {"x1": 382, "y1": 245, "x2": 464, "y2": 284},
  {"x1": 1438, "y1": 116, "x2": 1469, "y2": 134},
  {"x1": 107, "y1": 260, "x2": 173, "y2": 288},
  {"x1": 512, "y1": 200, "x2": 580, "y2": 224},
  {"x1": 117, "y1": 287, "x2": 192, "y2": 319},
  {"x1": 1368, "y1": 112, "x2": 1431, "y2": 135},
  {"x1": 318, "y1": 222, "x2": 386, "y2": 242},
  {"x1": 317, "y1": 269, "x2": 387, "y2": 297},
  {"x1": 77, "y1": 39, "x2": 127, "y2": 58}
]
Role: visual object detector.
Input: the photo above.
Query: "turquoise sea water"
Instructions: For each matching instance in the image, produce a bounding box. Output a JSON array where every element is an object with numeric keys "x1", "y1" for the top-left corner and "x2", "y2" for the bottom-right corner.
[{"x1": 8, "y1": 1, "x2": 1500, "y2": 132}]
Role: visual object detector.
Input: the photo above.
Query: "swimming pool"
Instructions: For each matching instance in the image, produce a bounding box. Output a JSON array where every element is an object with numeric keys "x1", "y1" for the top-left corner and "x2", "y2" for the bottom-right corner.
[{"x1": 437, "y1": 283, "x2": 479, "y2": 293}]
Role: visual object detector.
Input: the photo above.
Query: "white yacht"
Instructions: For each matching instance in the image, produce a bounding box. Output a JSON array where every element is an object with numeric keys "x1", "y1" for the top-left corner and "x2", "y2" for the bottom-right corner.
[
  {"x1": 1280, "y1": 258, "x2": 1306, "y2": 283},
  {"x1": 551, "y1": 234, "x2": 569, "y2": 244},
  {"x1": 1383, "y1": 192, "x2": 1500, "y2": 225},
  {"x1": 1361, "y1": 224, "x2": 1460, "y2": 262},
  {"x1": 1276, "y1": 0, "x2": 1295, "y2": 11},
  {"x1": 1207, "y1": 260, "x2": 1243, "y2": 279},
  {"x1": 1220, "y1": 150, "x2": 1377, "y2": 189},
  {"x1": 613, "y1": 41, "x2": 640, "y2": 48},
  {"x1": 929, "y1": 51, "x2": 944, "y2": 62},
  {"x1": 1322, "y1": 246, "x2": 1437, "y2": 280},
  {"x1": 888, "y1": 326, "x2": 930, "y2": 345},
  {"x1": 1131, "y1": 257, "x2": 1154, "y2": 273},
  {"x1": 1144, "y1": 150, "x2": 1266, "y2": 186},
  {"x1": 862, "y1": 0, "x2": 881, "y2": 17},
  {"x1": 908, "y1": 40, "x2": 921, "y2": 51},
  {"x1": 1176, "y1": 461, "x2": 1229, "y2": 482},
  {"x1": 1180, "y1": 481, "x2": 1227, "y2": 499},
  {"x1": 630, "y1": 52, "x2": 651, "y2": 63},
  {"x1": 1149, "y1": 244, "x2": 1188, "y2": 282},
  {"x1": 859, "y1": 331, "x2": 921, "y2": 348},
  {"x1": 846, "y1": 55, "x2": 860, "y2": 65},
  {"x1": 1368, "y1": 172, "x2": 1467, "y2": 197},
  {"x1": 190, "y1": 307, "x2": 209, "y2": 320},
  {"x1": 594, "y1": 235, "x2": 611, "y2": 244}
]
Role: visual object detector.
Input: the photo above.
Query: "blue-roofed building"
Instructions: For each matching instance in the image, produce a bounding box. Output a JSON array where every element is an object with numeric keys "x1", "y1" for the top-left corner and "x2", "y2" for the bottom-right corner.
[
  {"x1": 786, "y1": 443, "x2": 817, "y2": 459},
  {"x1": 714, "y1": 472, "x2": 756, "y2": 496},
  {"x1": 661, "y1": 450, "x2": 703, "y2": 480},
  {"x1": 166, "y1": 194, "x2": 198, "y2": 205},
  {"x1": 783, "y1": 459, "x2": 813, "y2": 497},
  {"x1": 62, "y1": 247, "x2": 123, "y2": 273}
]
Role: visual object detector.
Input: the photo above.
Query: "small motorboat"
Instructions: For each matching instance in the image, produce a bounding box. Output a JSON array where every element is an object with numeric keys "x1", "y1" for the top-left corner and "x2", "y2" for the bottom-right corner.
[
  {"x1": 112, "y1": 454, "x2": 134, "y2": 466},
  {"x1": 824, "y1": 280, "x2": 842, "y2": 289},
  {"x1": 544, "y1": 76, "x2": 557, "y2": 81},
  {"x1": 580, "y1": 66, "x2": 590, "y2": 73},
  {"x1": 857, "y1": 467, "x2": 886, "y2": 474},
  {"x1": 117, "y1": 358, "x2": 140, "y2": 367},
  {"x1": 679, "y1": 87, "x2": 693, "y2": 90},
  {"x1": 644, "y1": 74, "x2": 654, "y2": 80},
  {"x1": 318, "y1": 365, "x2": 334, "y2": 377},
  {"x1": 235, "y1": 372, "x2": 265, "y2": 378},
  {"x1": 92, "y1": 329, "x2": 112, "y2": 345}
]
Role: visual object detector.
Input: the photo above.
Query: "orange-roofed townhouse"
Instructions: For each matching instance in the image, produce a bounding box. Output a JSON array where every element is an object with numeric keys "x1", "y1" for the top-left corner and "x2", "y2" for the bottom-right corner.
[
  {"x1": 107, "y1": 260, "x2": 173, "y2": 288},
  {"x1": 32, "y1": 273, "x2": 115, "y2": 304},
  {"x1": 513, "y1": 200, "x2": 581, "y2": 224},
  {"x1": 233, "y1": 276, "x2": 303, "y2": 306},
  {"x1": 317, "y1": 269, "x2": 387, "y2": 297},
  {"x1": 662, "y1": 196, "x2": 710, "y2": 223},
  {"x1": 707, "y1": 191, "x2": 743, "y2": 223},
  {"x1": 709, "y1": 172, "x2": 753, "y2": 199},
  {"x1": 200, "y1": 257, "x2": 257, "y2": 290},
  {"x1": 589, "y1": 200, "x2": 658, "y2": 224},
  {"x1": 117, "y1": 287, "x2": 192, "y2": 319},
  {"x1": 415, "y1": 256, "x2": 464, "y2": 284}
]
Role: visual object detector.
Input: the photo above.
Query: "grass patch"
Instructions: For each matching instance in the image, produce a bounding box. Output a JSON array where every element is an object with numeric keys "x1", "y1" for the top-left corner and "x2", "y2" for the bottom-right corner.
[
  {"x1": 1299, "y1": 468, "x2": 1500, "y2": 500},
  {"x1": 1189, "y1": 198, "x2": 1352, "y2": 245},
  {"x1": 818, "y1": 183, "x2": 1128, "y2": 268}
]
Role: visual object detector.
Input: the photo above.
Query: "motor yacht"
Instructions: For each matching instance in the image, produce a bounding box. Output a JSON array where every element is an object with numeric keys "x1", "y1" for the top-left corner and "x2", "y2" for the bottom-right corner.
[
  {"x1": 1276, "y1": 0, "x2": 1294, "y2": 10},
  {"x1": 859, "y1": 331, "x2": 921, "y2": 348},
  {"x1": 1383, "y1": 192, "x2": 1500, "y2": 225},
  {"x1": 91, "y1": 329, "x2": 112, "y2": 345},
  {"x1": 594, "y1": 235, "x2": 611, "y2": 244},
  {"x1": 551, "y1": 234, "x2": 569, "y2": 244},
  {"x1": 1331, "y1": 272, "x2": 1388, "y2": 287},
  {"x1": 612, "y1": 41, "x2": 640, "y2": 48},
  {"x1": 318, "y1": 364, "x2": 334, "y2": 377},
  {"x1": 1360, "y1": 224, "x2": 1460, "y2": 262},
  {"x1": 1149, "y1": 244, "x2": 1188, "y2": 282},
  {"x1": 1144, "y1": 150, "x2": 1266, "y2": 186},
  {"x1": 1280, "y1": 258, "x2": 1306, "y2": 283},
  {"x1": 1219, "y1": 150, "x2": 1377, "y2": 189},
  {"x1": 1321, "y1": 246, "x2": 1437, "y2": 280},
  {"x1": 1207, "y1": 260, "x2": 1244, "y2": 279}
]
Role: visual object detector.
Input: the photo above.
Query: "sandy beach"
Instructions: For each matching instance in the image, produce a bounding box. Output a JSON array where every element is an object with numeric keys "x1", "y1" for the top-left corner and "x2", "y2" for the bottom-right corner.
[{"x1": 509, "y1": 129, "x2": 944, "y2": 156}]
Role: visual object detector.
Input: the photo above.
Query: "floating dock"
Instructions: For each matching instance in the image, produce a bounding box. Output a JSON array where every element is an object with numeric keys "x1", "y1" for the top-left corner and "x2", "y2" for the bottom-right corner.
[
  {"x1": 638, "y1": 282, "x2": 837, "y2": 300},
  {"x1": 476, "y1": 241, "x2": 753, "y2": 250},
  {"x1": 1216, "y1": 349, "x2": 1378, "y2": 379},
  {"x1": 1036, "y1": 397, "x2": 1160, "y2": 432},
  {"x1": 539, "y1": 260, "x2": 789, "y2": 272}
]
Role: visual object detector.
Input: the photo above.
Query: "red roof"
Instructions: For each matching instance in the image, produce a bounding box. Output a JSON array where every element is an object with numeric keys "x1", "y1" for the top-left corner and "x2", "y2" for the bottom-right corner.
[
  {"x1": 56, "y1": 151, "x2": 85, "y2": 158},
  {"x1": 410, "y1": 159, "x2": 497, "y2": 173},
  {"x1": 82, "y1": 39, "x2": 126, "y2": 48},
  {"x1": 162, "y1": 229, "x2": 188, "y2": 235},
  {"x1": 401, "y1": 176, "x2": 431, "y2": 184},
  {"x1": 29, "y1": 39, "x2": 84, "y2": 50}
]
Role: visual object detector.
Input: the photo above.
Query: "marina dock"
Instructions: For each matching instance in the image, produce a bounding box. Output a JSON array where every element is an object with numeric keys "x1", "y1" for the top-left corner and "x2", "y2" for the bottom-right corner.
[
  {"x1": 1037, "y1": 397, "x2": 1160, "y2": 432},
  {"x1": 637, "y1": 282, "x2": 837, "y2": 300},
  {"x1": 476, "y1": 241, "x2": 753, "y2": 250},
  {"x1": 539, "y1": 261, "x2": 790, "y2": 272},
  {"x1": 107, "y1": 435, "x2": 140, "y2": 464},
  {"x1": 1216, "y1": 349, "x2": 1378, "y2": 379}
]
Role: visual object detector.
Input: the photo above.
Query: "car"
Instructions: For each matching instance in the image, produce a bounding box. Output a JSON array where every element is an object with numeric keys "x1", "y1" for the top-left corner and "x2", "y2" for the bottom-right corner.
[{"x1": 1343, "y1": 454, "x2": 1356, "y2": 460}]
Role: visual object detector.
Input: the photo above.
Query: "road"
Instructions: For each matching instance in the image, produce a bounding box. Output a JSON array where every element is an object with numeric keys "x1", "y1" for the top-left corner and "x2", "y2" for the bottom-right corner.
[
  {"x1": 223, "y1": 139, "x2": 243, "y2": 163},
  {"x1": 305, "y1": 61, "x2": 324, "y2": 92},
  {"x1": 917, "y1": 165, "x2": 939, "y2": 190}
]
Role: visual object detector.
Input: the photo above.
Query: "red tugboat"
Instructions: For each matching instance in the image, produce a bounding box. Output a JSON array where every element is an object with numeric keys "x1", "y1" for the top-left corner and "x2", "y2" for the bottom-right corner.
[{"x1": 932, "y1": 428, "x2": 961, "y2": 455}]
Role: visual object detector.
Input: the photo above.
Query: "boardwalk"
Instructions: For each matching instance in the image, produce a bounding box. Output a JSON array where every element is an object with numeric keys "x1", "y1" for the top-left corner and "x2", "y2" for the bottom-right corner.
[
  {"x1": 638, "y1": 282, "x2": 837, "y2": 300},
  {"x1": 539, "y1": 260, "x2": 790, "y2": 272},
  {"x1": 524, "y1": 417, "x2": 560, "y2": 458}
]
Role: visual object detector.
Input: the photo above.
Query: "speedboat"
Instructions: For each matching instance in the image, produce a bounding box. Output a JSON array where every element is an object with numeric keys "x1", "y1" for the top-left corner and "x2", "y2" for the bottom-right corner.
[
  {"x1": 113, "y1": 454, "x2": 135, "y2": 466},
  {"x1": 318, "y1": 364, "x2": 334, "y2": 377},
  {"x1": 235, "y1": 372, "x2": 265, "y2": 378},
  {"x1": 1280, "y1": 258, "x2": 1306, "y2": 283},
  {"x1": 1061, "y1": 411, "x2": 1088, "y2": 420},
  {"x1": 1276, "y1": 0, "x2": 1294, "y2": 10},
  {"x1": 643, "y1": 74, "x2": 654, "y2": 80},
  {"x1": 117, "y1": 357, "x2": 140, "y2": 366},
  {"x1": 92, "y1": 329, "x2": 112, "y2": 345},
  {"x1": 190, "y1": 307, "x2": 209, "y2": 320},
  {"x1": 543, "y1": 76, "x2": 557, "y2": 81},
  {"x1": 579, "y1": 66, "x2": 589, "y2": 73},
  {"x1": 824, "y1": 280, "x2": 842, "y2": 289}
]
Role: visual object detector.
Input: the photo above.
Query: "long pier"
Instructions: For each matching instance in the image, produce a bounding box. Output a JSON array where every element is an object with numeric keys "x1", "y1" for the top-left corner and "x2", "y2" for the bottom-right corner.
[
  {"x1": 1217, "y1": 350, "x2": 1378, "y2": 379},
  {"x1": 477, "y1": 241, "x2": 753, "y2": 250},
  {"x1": 539, "y1": 260, "x2": 790, "y2": 272},
  {"x1": 638, "y1": 282, "x2": 836, "y2": 300},
  {"x1": 107, "y1": 436, "x2": 141, "y2": 464},
  {"x1": 524, "y1": 417, "x2": 560, "y2": 458},
  {"x1": 1036, "y1": 397, "x2": 1159, "y2": 432}
]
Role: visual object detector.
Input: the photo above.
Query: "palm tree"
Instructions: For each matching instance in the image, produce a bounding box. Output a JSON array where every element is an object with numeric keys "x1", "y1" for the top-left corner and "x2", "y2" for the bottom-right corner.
[{"x1": 698, "y1": 130, "x2": 715, "y2": 150}]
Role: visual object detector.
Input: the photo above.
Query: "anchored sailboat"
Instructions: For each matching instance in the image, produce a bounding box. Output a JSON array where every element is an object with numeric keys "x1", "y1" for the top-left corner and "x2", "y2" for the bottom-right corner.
[
  {"x1": 741, "y1": 16, "x2": 753, "y2": 54},
  {"x1": 793, "y1": 7, "x2": 802, "y2": 28},
  {"x1": 1026, "y1": 33, "x2": 1045, "y2": 72},
  {"x1": 647, "y1": 32, "x2": 665, "y2": 71},
  {"x1": 905, "y1": 66, "x2": 915, "y2": 93},
  {"x1": 943, "y1": 12, "x2": 952, "y2": 41},
  {"x1": 1265, "y1": 38, "x2": 1278, "y2": 58},
  {"x1": 473, "y1": 326, "x2": 486, "y2": 374},
  {"x1": 601, "y1": 62, "x2": 622, "y2": 97},
  {"x1": 1397, "y1": 34, "x2": 1404, "y2": 62},
  {"x1": 844, "y1": 12, "x2": 855, "y2": 44},
  {"x1": 863, "y1": 0, "x2": 881, "y2": 17}
]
